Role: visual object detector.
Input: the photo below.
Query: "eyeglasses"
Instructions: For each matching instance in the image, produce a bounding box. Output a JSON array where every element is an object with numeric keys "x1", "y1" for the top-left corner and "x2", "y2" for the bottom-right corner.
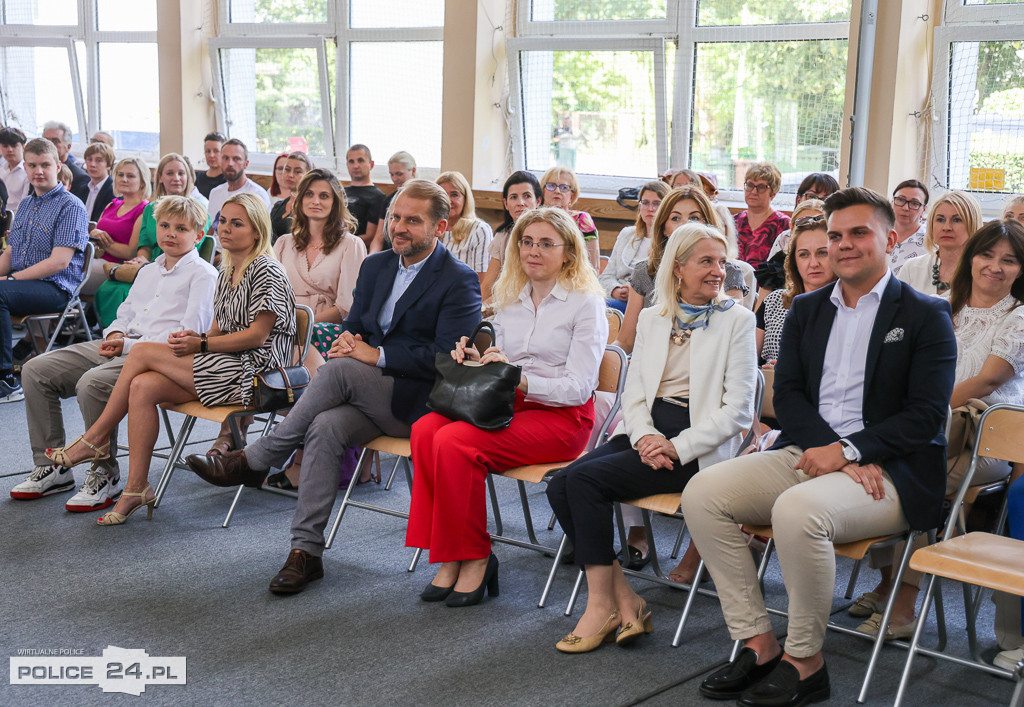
[
  {"x1": 544, "y1": 183, "x2": 573, "y2": 194},
  {"x1": 793, "y1": 215, "x2": 826, "y2": 228},
  {"x1": 797, "y1": 191, "x2": 826, "y2": 201},
  {"x1": 518, "y1": 238, "x2": 566, "y2": 251},
  {"x1": 640, "y1": 199, "x2": 662, "y2": 209},
  {"x1": 744, "y1": 182, "x2": 770, "y2": 194},
  {"x1": 893, "y1": 196, "x2": 924, "y2": 210}
]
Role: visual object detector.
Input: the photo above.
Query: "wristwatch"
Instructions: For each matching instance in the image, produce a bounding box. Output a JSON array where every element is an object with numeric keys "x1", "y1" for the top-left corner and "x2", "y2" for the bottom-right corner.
[
  {"x1": 5, "y1": 274, "x2": 14, "y2": 280},
  {"x1": 200, "y1": 333, "x2": 208, "y2": 354},
  {"x1": 839, "y1": 439, "x2": 859, "y2": 462}
]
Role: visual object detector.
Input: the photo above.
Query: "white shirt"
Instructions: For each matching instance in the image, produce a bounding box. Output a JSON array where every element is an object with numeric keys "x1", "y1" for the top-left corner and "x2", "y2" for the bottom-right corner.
[
  {"x1": 103, "y1": 248, "x2": 219, "y2": 354},
  {"x1": 818, "y1": 269, "x2": 892, "y2": 442},
  {"x1": 889, "y1": 222, "x2": 928, "y2": 275},
  {"x1": 598, "y1": 226, "x2": 651, "y2": 297},
  {"x1": 896, "y1": 252, "x2": 940, "y2": 296},
  {"x1": 207, "y1": 177, "x2": 271, "y2": 231},
  {"x1": 440, "y1": 219, "x2": 493, "y2": 273},
  {"x1": 84, "y1": 179, "x2": 105, "y2": 219},
  {"x1": 493, "y1": 282, "x2": 608, "y2": 406},
  {"x1": 0, "y1": 159, "x2": 29, "y2": 214}
]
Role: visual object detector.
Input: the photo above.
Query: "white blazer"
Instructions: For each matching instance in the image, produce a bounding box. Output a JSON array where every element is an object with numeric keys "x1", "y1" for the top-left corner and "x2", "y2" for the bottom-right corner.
[{"x1": 612, "y1": 302, "x2": 757, "y2": 469}]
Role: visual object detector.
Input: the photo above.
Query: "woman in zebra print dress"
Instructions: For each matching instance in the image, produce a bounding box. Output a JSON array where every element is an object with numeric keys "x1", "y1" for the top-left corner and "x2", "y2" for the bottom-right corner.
[{"x1": 47, "y1": 193, "x2": 295, "y2": 525}]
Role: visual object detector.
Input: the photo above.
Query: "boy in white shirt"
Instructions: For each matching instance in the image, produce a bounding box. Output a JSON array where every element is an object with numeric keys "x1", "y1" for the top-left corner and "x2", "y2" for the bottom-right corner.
[
  {"x1": 0, "y1": 126, "x2": 29, "y2": 214},
  {"x1": 11, "y1": 196, "x2": 218, "y2": 512}
]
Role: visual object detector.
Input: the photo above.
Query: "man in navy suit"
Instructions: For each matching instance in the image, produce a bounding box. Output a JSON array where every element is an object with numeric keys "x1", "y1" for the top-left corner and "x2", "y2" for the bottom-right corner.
[
  {"x1": 681, "y1": 187, "x2": 956, "y2": 706},
  {"x1": 187, "y1": 179, "x2": 482, "y2": 594}
]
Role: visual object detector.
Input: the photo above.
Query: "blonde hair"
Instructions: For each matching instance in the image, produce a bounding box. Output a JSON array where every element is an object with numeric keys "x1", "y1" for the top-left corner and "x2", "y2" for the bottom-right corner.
[
  {"x1": 669, "y1": 169, "x2": 701, "y2": 189},
  {"x1": 743, "y1": 161, "x2": 782, "y2": 196},
  {"x1": 634, "y1": 181, "x2": 670, "y2": 243},
  {"x1": 219, "y1": 192, "x2": 274, "y2": 279},
  {"x1": 1003, "y1": 194, "x2": 1024, "y2": 218},
  {"x1": 436, "y1": 171, "x2": 479, "y2": 245},
  {"x1": 789, "y1": 198, "x2": 825, "y2": 227},
  {"x1": 925, "y1": 190, "x2": 983, "y2": 252},
  {"x1": 492, "y1": 207, "x2": 602, "y2": 309},
  {"x1": 113, "y1": 157, "x2": 152, "y2": 200},
  {"x1": 153, "y1": 153, "x2": 195, "y2": 199},
  {"x1": 654, "y1": 223, "x2": 729, "y2": 318},
  {"x1": 83, "y1": 142, "x2": 115, "y2": 169},
  {"x1": 389, "y1": 151, "x2": 416, "y2": 170},
  {"x1": 153, "y1": 195, "x2": 208, "y2": 234},
  {"x1": 540, "y1": 166, "x2": 579, "y2": 207},
  {"x1": 648, "y1": 186, "x2": 722, "y2": 278}
]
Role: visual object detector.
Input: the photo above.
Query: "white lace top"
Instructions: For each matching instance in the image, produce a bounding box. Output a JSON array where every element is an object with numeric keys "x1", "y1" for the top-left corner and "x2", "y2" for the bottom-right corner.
[{"x1": 953, "y1": 294, "x2": 1024, "y2": 406}]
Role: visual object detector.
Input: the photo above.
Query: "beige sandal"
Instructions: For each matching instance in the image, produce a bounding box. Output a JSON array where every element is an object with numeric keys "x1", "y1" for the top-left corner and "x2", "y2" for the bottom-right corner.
[
  {"x1": 97, "y1": 485, "x2": 155, "y2": 526},
  {"x1": 45, "y1": 434, "x2": 110, "y2": 470}
]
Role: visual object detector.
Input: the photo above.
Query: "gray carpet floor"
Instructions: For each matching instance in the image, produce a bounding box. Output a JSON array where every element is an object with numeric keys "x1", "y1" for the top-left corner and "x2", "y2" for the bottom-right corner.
[{"x1": 0, "y1": 395, "x2": 1016, "y2": 705}]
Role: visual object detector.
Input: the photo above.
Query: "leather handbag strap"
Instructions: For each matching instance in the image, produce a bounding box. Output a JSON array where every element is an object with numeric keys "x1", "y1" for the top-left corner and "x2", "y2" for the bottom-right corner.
[{"x1": 470, "y1": 321, "x2": 496, "y2": 352}]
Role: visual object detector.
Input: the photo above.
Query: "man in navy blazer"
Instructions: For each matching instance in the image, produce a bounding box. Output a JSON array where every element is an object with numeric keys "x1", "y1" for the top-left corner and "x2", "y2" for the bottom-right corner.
[
  {"x1": 187, "y1": 179, "x2": 481, "y2": 593},
  {"x1": 681, "y1": 187, "x2": 956, "y2": 707}
]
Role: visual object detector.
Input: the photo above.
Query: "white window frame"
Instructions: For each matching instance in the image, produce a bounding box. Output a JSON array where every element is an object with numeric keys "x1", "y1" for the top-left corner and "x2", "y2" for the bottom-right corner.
[
  {"x1": 508, "y1": 0, "x2": 852, "y2": 200},
  {"x1": 212, "y1": 0, "x2": 443, "y2": 176},
  {"x1": 0, "y1": 0, "x2": 158, "y2": 159},
  {"x1": 944, "y1": 0, "x2": 1024, "y2": 25}
]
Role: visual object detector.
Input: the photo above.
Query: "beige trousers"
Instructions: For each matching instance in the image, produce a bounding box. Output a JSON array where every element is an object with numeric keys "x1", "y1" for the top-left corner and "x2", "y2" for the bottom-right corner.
[
  {"x1": 21, "y1": 339, "x2": 124, "y2": 477},
  {"x1": 680, "y1": 445, "x2": 909, "y2": 657}
]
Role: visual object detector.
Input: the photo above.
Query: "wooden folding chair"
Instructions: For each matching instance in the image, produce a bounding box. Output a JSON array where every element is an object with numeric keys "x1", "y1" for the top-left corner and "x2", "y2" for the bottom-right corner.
[
  {"x1": 152, "y1": 304, "x2": 314, "y2": 526},
  {"x1": 896, "y1": 404, "x2": 1024, "y2": 707},
  {"x1": 605, "y1": 307, "x2": 622, "y2": 344},
  {"x1": 12, "y1": 242, "x2": 95, "y2": 355}
]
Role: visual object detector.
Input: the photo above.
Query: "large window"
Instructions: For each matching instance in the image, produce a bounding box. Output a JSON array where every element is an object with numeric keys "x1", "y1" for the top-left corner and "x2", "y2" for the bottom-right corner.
[
  {"x1": 0, "y1": 0, "x2": 159, "y2": 156},
  {"x1": 930, "y1": 1, "x2": 1024, "y2": 211},
  {"x1": 509, "y1": 0, "x2": 852, "y2": 198},
  {"x1": 212, "y1": 0, "x2": 444, "y2": 176}
]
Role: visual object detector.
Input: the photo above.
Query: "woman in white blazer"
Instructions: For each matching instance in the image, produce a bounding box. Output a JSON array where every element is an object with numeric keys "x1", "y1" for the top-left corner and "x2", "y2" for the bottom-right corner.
[{"x1": 546, "y1": 223, "x2": 756, "y2": 653}]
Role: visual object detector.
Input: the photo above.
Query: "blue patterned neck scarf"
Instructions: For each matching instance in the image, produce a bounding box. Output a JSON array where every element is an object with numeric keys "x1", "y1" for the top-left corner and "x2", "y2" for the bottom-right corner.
[{"x1": 674, "y1": 298, "x2": 734, "y2": 333}]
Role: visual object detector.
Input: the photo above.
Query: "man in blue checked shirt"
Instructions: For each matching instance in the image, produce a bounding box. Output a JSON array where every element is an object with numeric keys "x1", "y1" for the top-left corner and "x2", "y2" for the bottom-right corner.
[{"x1": 0, "y1": 137, "x2": 89, "y2": 402}]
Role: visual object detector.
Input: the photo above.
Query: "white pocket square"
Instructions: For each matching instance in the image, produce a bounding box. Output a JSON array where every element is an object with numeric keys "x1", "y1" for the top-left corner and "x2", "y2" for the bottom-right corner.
[{"x1": 883, "y1": 327, "x2": 904, "y2": 344}]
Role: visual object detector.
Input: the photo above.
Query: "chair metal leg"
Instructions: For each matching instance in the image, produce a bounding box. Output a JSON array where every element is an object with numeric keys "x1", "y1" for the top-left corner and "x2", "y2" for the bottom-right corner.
[
  {"x1": 408, "y1": 547, "x2": 422, "y2": 573},
  {"x1": 672, "y1": 558, "x2": 707, "y2": 647},
  {"x1": 894, "y1": 573, "x2": 940, "y2": 707},
  {"x1": 384, "y1": 453, "x2": 401, "y2": 490},
  {"x1": 846, "y1": 557, "x2": 862, "y2": 599},
  {"x1": 160, "y1": 408, "x2": 176, "y2": 447},
  {"x1": 516, "y1": 480, "x2": 541, "y2": 547},
  {"x1": 221, "y1": 486, "x2": 245, "y2": 528},
  {"x1": 539, "y1": 534, "x2": 568, "y2": 608},
  {"x1": 153, "y1": 415, "x2": 197, "y2": 508},
  {"x1": 325, "y1": 448, "x2": 371, "y2": 549},
  {"x1": 1011, "y1": 664, "x2": 1024, "y2": 707},
  {"x1": 547, "y1": 511, "x2": 557, "y2": 531},
  {"x1": 934, "y1": 577, "x2": 948, "y2": 651},
  {"x1": 671, "y1": 517, "x2": 687, "y2": 559},
  {"x1": 565, "y1": 567, "x2": 585, "y2": 616},
  {"x1": 964, "y1": 580, "x2": 984, "y2": 662},
  {"x1": 487, "y1": 474, "x2": 503, "y2": 536},
  {"x1": 857, "y1": 530, "x2": 918, "y2": 703},
  {"x1": 642, "y1": 509, "x2": 665, "y2": 578}
]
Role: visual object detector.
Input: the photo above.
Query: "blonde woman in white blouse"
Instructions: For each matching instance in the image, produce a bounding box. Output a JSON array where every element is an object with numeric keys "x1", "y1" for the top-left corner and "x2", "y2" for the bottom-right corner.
[
  {"x1": 897, "y1": 190, "x2": 981, "y2": 296},
  {"x1": 437, "y1": 170, "x2": 493, "y2": 286},
  {"x1": 598, "y1": 180, "x2": 669, "y2": 312},
  {"x1": 407, "y1": 207, "x2": 606, "y2": 608}
]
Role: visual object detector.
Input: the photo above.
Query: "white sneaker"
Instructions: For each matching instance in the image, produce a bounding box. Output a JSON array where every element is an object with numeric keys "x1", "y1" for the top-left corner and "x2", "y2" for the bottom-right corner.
[
  {"x1": 10, "y1": 464, "x2": 75, "y2": 499},
  {"x1": 994, "y1": 647, "x2": 1024, "y2": 671},
  {"x1": 65, "y1": 468, "x2": 122, "y2": 512}
]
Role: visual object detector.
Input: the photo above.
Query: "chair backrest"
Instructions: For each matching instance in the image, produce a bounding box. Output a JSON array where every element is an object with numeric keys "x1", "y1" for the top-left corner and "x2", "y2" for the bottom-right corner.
[
  {"x1": 760, "y1": 366, "x2": 775, "y2": 420},
  {"x1": 605, "y1": 307, "x2": 622, "y2": 345},
  {"x1": 68, "y1": 242, "x2": 95, "y2": 301},
  {"x1": 0, "y1": 209, "x2": 11, "y2": 247},
  {"x1": 737, "y1": 368, "x2": 766, "y2": 451},
  {"x1": 294, "y1": 304, "x2": 314, "y2": 365},
  {"x1": 590, "y1": 344, "x2": 628, "y2": 447},
  {"x1": 599, "y1": 255, "x2": 610, "y2": 274}
]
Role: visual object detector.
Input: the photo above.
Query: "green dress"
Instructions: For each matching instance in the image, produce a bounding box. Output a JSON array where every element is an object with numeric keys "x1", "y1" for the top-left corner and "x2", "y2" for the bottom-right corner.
[{"x1": 94, "y1": 202, "x2": 212, "y2": 327}]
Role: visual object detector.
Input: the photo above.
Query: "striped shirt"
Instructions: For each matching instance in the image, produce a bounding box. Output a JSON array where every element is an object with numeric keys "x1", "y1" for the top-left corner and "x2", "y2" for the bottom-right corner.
[
  {"x1": 441, "y1": 219, "x2": 493, "y2": 273},
  {"x1": 8, "y1": 183, "x2": 89, "y2": 294}
]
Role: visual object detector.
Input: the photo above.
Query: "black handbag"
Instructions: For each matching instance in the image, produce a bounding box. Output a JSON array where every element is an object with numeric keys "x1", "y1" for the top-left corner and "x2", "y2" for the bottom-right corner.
[
  {"x1": 251, "y1": 366, "x2": 311, "y2": 412},
  {"x1": 426, "y1": 322, "x2": 522, "y2": 430}
]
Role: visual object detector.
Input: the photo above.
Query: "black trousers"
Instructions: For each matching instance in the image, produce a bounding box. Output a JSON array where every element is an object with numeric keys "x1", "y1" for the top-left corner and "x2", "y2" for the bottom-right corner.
[{"x1": 546, "y1": 399, "x2": 700, "y2": 567}]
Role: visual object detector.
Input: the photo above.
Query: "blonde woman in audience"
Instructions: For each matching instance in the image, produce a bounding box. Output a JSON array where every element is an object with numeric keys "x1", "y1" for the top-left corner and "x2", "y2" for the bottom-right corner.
[
  {"x1": 370, "y1": 151, "x2": 417, "y2": 254},
  {"x1": 436, "y1": 171, "x2": 493, "y2": 284},
  {"x1": 898, "y1": 190, "x2": 982, "y2": 296},
  {"x1": 44, "y1": 193, "x2": 295, "y2": 526},
  {"x1": 407, "y1": 207, "x2": 606, "y2": 608},
  {"x1": 1004, "y1": 194, "x2": 1024, "y2": 223},
  {"x1": 546, "y1": 223, "x2": 755, "y2": 652},
  {"x1": 540, "y1": 166, "x2": 601, "y2": 270},
  {"x1": 599, "y1": 180, "x2": 670, "y2": 313},
  {"x1": 270, "y1": 152, "x2": 313, "y2": 241},
  {"x1": 481, "y1": 171, "x2": 542, "y2": 304},
  {"x1": 735, "y1": 161, "x2": 789, "y2": 268},
  {"x1": 83, "y1": 157, "x2": 151, "y2": 295},
  {"x1": 266, "y1": 169, "x2": 367, "y2": 490},
  {"x1": 888, "y1": 179, "x2": 930, "y2": 274},
  {"x1": 93, "y1": 153, "x2": 211, "y2": 328}
]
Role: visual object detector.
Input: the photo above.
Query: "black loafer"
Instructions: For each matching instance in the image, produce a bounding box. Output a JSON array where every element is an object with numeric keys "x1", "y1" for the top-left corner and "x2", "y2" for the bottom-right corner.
[
  {"x1": 699, "y1": 647, "x2": 782, "y2": 700},
  {"x1": 622, "y1": 544, "x2": 651, "y2": 571},
  {"x1": 738, "y1": 660, "x2": 830, "y2": 707}
]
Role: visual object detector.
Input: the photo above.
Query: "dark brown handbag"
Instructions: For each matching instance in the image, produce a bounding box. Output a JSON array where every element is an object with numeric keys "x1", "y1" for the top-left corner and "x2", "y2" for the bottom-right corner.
[
  {"x1": 252, "y1": 366, "x2": 311, "y2": 412},
  {"x1": 426, "y1": 321, "x2": 522, "y2": 430}
]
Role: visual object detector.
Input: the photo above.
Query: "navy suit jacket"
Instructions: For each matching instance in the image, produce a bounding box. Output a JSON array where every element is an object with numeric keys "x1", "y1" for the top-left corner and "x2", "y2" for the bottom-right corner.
[
  {"x1": 344, "y1": 241, "x2": 482, "y2": 425},
  {"x1": 773, "y1": 275, "x2": 957, "y2": 530},
  {"x1": 72, "y1": 176, "x2": 114, "y2": 222},
  {"x1": 65, "y1": 157, "x2": 90, "y2": 197}
]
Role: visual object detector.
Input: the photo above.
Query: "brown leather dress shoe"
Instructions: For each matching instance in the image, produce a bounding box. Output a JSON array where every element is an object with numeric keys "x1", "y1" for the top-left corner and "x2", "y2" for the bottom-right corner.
[
  {"x1": 269, "y1": 549, "x2": 324, "y2": 595},
  {"x1": 185, "y1": 450, "x2": 267, "y2": 488}
]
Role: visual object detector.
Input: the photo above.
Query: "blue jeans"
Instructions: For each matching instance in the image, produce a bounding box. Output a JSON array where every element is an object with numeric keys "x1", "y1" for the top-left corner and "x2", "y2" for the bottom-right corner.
[
  {"x1": 605, "y1": 297, "x2": 627, "y2": 313},
  {"x1": 0, "y1": 279, "x2": 69, "y2": 370},
  {"x1": 1008, "y1": 475, "x2": 1024, "y2": 633}
]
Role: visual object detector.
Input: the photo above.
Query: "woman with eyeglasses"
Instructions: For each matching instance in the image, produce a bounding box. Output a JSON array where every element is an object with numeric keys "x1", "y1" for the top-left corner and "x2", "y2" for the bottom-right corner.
[
  {"x1": 735, "y1": 162, "x2": 790, "y2": 269},
  {"x1": 407, "y1": 207, "x2": 606, "y2": 607},
  {"x1": 539, "y1": 166, "x2": 601, "y2": 271},
  {"x1": 599, "y1": 180, "x2": 670, "y2": 313},
  {"x1": 766, "y1": 175, "x2": 840, "y2": 260},
  {"x1": 481, "y1": 171, "x2": 542, "y2": 305},
  {"x1": 545, "y1": 223, "x2": 756, "y2": 652},
  {"x1": 756, "y1": 210, "x2": 836, "y2": 367},
  {"x1": 897, "y1": 190, "x2": 982, "y2": 296},
  {"x1": 888, "y1": 179, "x2": 930, "y2": 275},
  {"x1": 269, "y1": 152, "x2": 313, "y2": 242}
]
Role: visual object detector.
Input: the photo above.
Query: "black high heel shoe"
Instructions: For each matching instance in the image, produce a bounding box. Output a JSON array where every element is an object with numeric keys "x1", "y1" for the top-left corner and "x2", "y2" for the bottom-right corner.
[
  {"x1": 445, "y1": 554, "x2": 499, "y2": 607},
  {"x1": 420, "y1": 581, "x2": 456, "y2": 602}
]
